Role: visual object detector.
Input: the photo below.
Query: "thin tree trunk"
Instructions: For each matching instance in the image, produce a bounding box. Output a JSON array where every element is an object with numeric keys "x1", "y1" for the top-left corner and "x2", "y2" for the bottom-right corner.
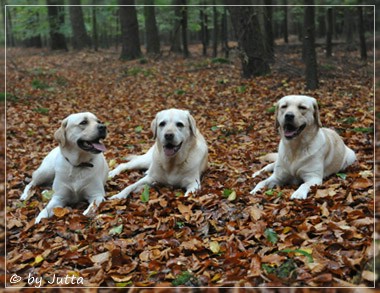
[
  {"x1": 221, "y1": 7, "x2": 229, "y2": 58},
  {"x1": 357, "y1": 6, "x2": 367, "y2": 61},
  {"x1": 171, "y1": 0, "x2": 182, "y2": 53},
  {"x1": 283, "y1": 1, "x2": 288, "y2": 43},
  {"x1": 326, "y1": 7, "x2": 333, "y2": 58},
  {"x1": 200, "y1": 6, "x2": 207, "y2": 56},
  {"x1": 264, "y1": 0, "x2": 274, "y2": 62},
  {"x1": 144, "y1": 0, "x2": 160, "y2": 55},
  {"x1": 92, "y1": 4, "x2": 98, "y2": 51},
  {"x1": 181, "y1": 2, "x2": 189, "y2": 58},
  {"x1": 303, "y1": 3, "x2": 318, "y2": 90},
  {"x1": 212, "y1": 4, "x2": 218, "y2": 58}
]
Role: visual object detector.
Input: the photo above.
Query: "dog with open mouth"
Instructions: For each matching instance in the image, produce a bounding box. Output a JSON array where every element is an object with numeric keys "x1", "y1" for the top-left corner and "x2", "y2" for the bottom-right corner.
[
  {"x1": 109, "y1": 108, "x2": 208, "y2": 199},
  {"x1": 20, "y1": 112, "x2": 109, "y2": 223},
  {"x1": 250, "y1": 95, "x2": 356, "y2": 199}
]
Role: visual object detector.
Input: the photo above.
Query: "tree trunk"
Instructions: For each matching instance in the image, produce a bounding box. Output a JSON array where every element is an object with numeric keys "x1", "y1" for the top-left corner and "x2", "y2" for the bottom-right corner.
[
  {"x1": 46, "y1": 0, "x2": 68, "y2": 51},
  {"x1": 118, "y1": 0, "x2": 142, "y2": 60},
  {"x1": 212, "y1": 4, "x2": 218, "y2": 58},
  {"x1": 221, "y1": 7, "x2": 229, "y2": 58},
  {"x1": 92, "y1": 4, "x2": 98, "y2": 51},
  {"x1": 5, "y1": 5, "x2": 15, "y2": 46},
  {"x1": 303, "y1": 3, "x2": 318, "y2": 90},
  {"x1": 171, "y1": 0, "x2": 182, "y2": 53},
  {"x1": 326, "y1": 7, "x2": 333, "y2": 58},
  {"x1": 283, "y1": 1, "x2": 288, "y2": 43},
  {"x1": 264, "y1": 0, "x2": 274, "y2": 62},
  {"x1": 144, "y1": 0, "x2": 160, "y2": 55},
  {"x1": 200, "y1": 6, "x2": 208, "y2": 56},
  {"x1": 344, "y1": 9, "x2": 354, "y2": 50},
  {"x1": 69, "y1": 0, "x2": 91, "y2": 50},
  {"x1": 226, "y1": 4, "x2": 270, "y2": 77},
  {"x1": 357, "y1": 6, "x2": 367, "y2": 61},
  {"x1": 181, "y1": 1, "x2": 189, "y2": 58}
]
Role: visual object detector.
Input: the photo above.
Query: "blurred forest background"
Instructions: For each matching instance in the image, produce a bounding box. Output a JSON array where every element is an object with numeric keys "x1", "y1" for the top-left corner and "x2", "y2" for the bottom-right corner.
[
  {"x1": 2, "y1": 1, "x2": 377, "y2": 289},
  {"x1": 1, "y1": 1, "x2": 375, "y2": 88}
]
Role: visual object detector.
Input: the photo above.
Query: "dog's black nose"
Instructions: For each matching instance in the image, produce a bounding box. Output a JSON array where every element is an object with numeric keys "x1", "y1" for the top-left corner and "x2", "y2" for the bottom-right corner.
[
  {"x1": 285, "y1": 112, "x2": 295, "y2": 121},
  {"x1": 98, "y1": 124, "x2": 107, "y2": 135},
  {"x1": 165, "y1": 133, "x2": 174, "y2": 141}
]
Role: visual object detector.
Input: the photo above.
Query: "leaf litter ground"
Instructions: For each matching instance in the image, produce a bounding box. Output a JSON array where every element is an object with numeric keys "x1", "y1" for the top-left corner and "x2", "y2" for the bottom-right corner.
[{"x1": 5, "y1": 45, "x2": 374, "y2": 288}]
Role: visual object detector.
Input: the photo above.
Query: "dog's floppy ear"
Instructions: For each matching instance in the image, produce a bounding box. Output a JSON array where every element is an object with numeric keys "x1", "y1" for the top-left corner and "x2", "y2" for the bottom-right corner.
[
  {"x1": 151, "y1": 115, "x2": 158, "y2": 139},
  {"x1": 54, "y1": 117, "x2": 68, "y2": 147},
  {"x1": 275, "y1": 102, "x2": 280, "y2": 129},
  {"x1": 187, "y1": 111, "x2": 197, "y2": 136},
  {"x1": 313, "y1": 99, "x2": 322, "y2": 127}
]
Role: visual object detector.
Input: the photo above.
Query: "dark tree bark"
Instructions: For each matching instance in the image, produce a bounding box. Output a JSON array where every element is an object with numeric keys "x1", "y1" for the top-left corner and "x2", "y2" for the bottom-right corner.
[
  {"x1": 69, "y1": 0, "x2": 91, "y2": 50},
  {"x1": 144, "y1": 0, "x2": 160, "y2": 55},
  {"x1": 221, "y1": 7, "x2": 229, "y2": 58},
  {"x1": 283, "y1": 0, "x2": 288, "y2": 43},
  {"x1": 180, "y1": 1, "x2": 189, "y2": 58},
  {"x1": 5, "y1": 5, "x2": 15, "y2": 46},
  {"x1": 46, "y1": 0, "x2": 68, "y2": 51},
  {"x1": 303, "y1": 3, "x2": 318, "y2": 90},
  {"x1": 357, "y1": 6, "x2": 367, "y2": 61},
  {"x1": 226, "y1": 4, "x2": 270, "y2": 77},
  {"x1": 344, "y1": 8, "x2": 354, "y2": 50},
  {"x1": 171, "y1": 0, "x2": 182, "y2": 53},
  {"x1": 264, "y1": 0, "x2": 274, "y2": 61},
  {"x1": 92, "y1": 4, "x2": 98, "y2": 51},
  {"x1": 212, "y1": 4, "x2": 218, "y2": 58},
  {"x1": 118, "y1": 0, "x2": 142, "y2": 60},
  {"x1": 200, "y1": 6, "x2": 208, "y2": 56},
  {"x1": 326, "y1": 7, "x2": 333, "y2": 58}
]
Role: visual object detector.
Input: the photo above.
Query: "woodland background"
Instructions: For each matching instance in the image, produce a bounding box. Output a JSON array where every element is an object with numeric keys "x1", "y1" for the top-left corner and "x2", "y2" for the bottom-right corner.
[{"x1": 1, "y1": 1, "x2": 377, "y2": 291}]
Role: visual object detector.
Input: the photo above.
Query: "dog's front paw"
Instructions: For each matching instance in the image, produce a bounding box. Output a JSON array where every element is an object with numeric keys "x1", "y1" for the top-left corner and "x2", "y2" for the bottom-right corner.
[
  {"x1": 108, "y1": 169, "x2": 120, "y2": 179},
  {"x1": 252, "y1": 171, "x2": 261, "y2": 178},
  {"x1": 290, "y1": 191, "x2": 308, "y2": 200},
  {"x1": 35, "y1": 209, "x2": 49, "y2": 224}
]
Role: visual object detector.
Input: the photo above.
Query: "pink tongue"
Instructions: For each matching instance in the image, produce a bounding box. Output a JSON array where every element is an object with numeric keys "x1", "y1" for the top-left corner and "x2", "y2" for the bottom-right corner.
[
  {"x1": 285, "y1": 129, "x2": 297, "y2": 137},
  {"x1": 164, "y1": 147, "x2": 176, "y2": 156},
  {"x1": 92, "y1": 142, "x2": 106, "y2": 152}
]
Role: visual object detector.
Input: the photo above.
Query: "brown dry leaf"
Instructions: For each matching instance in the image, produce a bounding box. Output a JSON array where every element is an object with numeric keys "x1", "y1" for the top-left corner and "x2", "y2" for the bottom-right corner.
[
  {"x1": 52, "y1": 207, "x2": 70, "y2": 218},
  {"x1": 351, "y1": 178, "x2": 373, "y2": 190}
]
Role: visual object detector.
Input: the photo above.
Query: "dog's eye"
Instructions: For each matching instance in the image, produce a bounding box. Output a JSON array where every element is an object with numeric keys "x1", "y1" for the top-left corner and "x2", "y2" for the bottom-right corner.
[
  {"x1": 159, "y1": 121, "x2": 166, "y2": 127},
  {"x1": 176, "y1": 122, "x2": 184, "y2": 128},
  {"x1": 281, "y1": 104, "x2": 287, "y2": 109},
  {"x1": 298, "y1": 105, "x2": 307, "y2": 110},
  {"x1": 80, "y1": 120, "x2": 88, "y2": 126}
]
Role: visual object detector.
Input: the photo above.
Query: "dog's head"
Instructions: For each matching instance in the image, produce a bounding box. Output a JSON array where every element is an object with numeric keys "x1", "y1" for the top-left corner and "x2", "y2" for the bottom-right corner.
[
  {"x1": 276, "y1": 95, "x2": 321, "y2": 140},
  {"x1": 54, "y1": 112, "x2": 107, "y2": 154},
  {"x1": 151, "y1": 109, "x2": 197, "y2": 157}
]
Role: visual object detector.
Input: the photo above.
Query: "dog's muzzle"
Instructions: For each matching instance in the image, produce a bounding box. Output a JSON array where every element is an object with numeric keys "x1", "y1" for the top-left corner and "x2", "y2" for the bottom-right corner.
[{"x1": 78, "y1": 124, "x2": 107, "y2": 153}]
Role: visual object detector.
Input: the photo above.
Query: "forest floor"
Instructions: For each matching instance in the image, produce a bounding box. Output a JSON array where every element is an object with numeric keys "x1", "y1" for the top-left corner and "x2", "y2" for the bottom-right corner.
[{"x1": 3, "y1": 42, "x2": 375, "y2": 289}]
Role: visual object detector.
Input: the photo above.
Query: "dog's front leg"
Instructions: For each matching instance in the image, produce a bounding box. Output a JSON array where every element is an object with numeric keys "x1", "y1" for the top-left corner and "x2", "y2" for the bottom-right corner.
[
  {"x1": 252, "y1": 162, "x2": 275, "y2": 178},
  {"x1": 110, "y1": 175, "x2": 154, "y2": 200},
  {"x1": 108, "y1": 163, "x2": 129, "y2": 178},
  {"x1": 83, "y1": 195, "x2": 105, "y2": 216},
  {"x1": 290, "y1": 177, "x2": 322, "y2": 200},
  {"x1": 35, "y1": 196, "x2": 66, "y2": 224},
  {"x1": 250, "y1": 174, "x2": 280, "y2": 195},
  {"x1": 184, "y1": 179, "x2": 201, "y2": 197}
]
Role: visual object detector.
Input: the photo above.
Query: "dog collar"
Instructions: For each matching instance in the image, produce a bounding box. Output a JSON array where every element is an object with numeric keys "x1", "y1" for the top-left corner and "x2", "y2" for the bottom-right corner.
[{"x1": 65, "y1": 157, "x2": 94, "y2": 168}]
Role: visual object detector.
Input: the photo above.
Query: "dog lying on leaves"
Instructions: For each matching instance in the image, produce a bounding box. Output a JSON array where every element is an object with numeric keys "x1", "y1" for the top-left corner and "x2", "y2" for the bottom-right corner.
[
  {"x1": 20, "y1": 112, "x2": 108, "y2": 224},
  {"x1": 251, "y1": 95, "x2": 356, "y2": 199},
  {"x1": 109, "y1": 108, "x2": 208, "y2": 199}
]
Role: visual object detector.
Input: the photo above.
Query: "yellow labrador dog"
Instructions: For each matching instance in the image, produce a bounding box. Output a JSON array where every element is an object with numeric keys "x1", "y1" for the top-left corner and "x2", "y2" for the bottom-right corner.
[
  {"x1": 20, "y1": 112, "x2": 109, "y2": 223},
  {"x1": 109, "y1": 108, "x2": 208, "y2": 199},
  {"x1": 251, "y1": 95, "x2": 356, "y2": 199}
]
